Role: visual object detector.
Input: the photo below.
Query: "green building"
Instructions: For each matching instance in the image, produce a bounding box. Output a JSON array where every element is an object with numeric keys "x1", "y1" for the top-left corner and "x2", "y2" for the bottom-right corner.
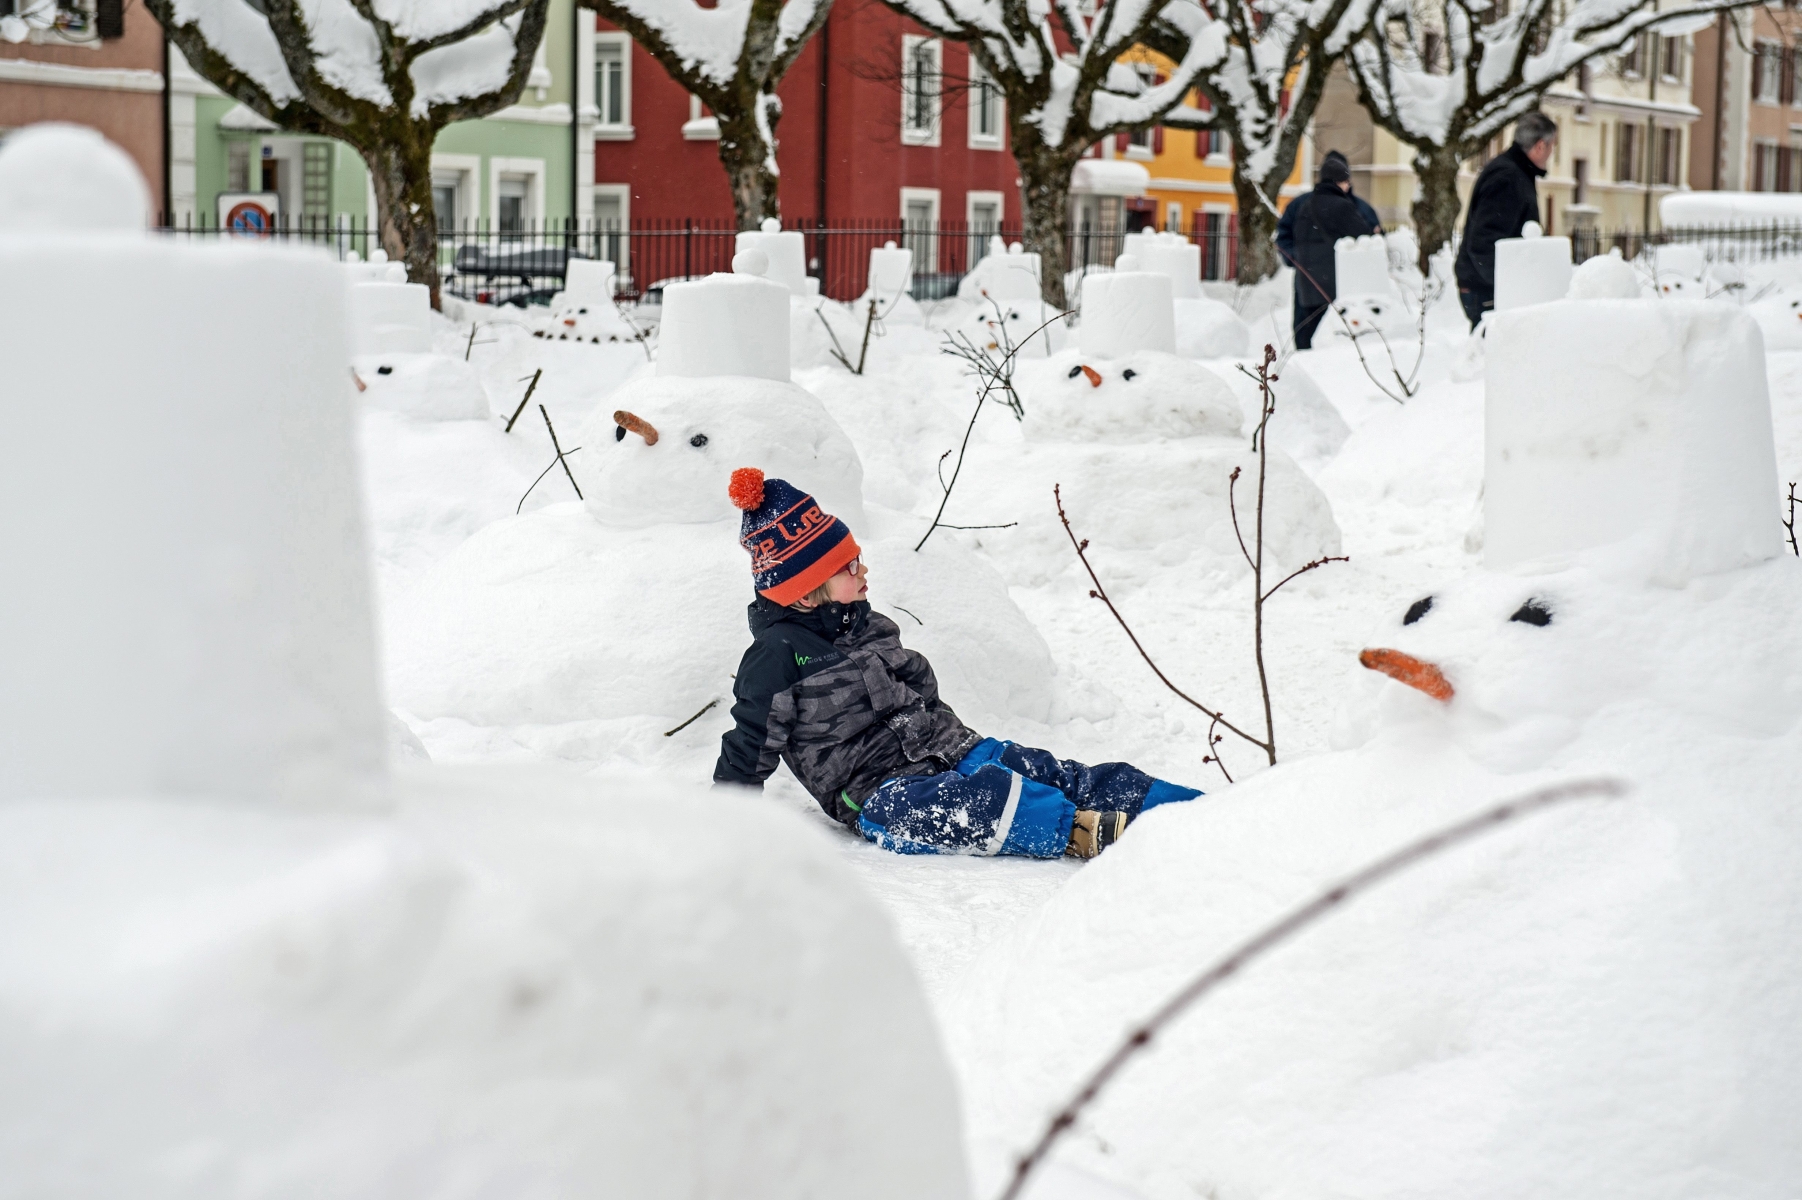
[{"x1": 167, "y1": 0, "x2": 590, "y2": 236}]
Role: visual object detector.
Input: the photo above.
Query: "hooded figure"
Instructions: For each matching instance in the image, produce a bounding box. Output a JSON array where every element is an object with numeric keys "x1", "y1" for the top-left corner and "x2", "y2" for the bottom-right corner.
[{"x1": 1276, "y1": 151, "x2": 1381, "y2": 349}]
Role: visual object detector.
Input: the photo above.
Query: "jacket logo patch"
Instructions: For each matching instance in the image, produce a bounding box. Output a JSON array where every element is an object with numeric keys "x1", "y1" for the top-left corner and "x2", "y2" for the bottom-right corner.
[{"x1": 794, "y1": 653, "x2": 813, "y2": 667}]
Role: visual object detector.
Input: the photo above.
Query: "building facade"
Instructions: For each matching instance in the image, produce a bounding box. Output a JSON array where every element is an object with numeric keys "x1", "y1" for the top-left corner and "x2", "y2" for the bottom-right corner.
[
  {"x1": 0, "y1": 0, "x2": 164, "y2": 203},
  {"x1": 1690, "y1": 6, "x2": 1802, "y2": 195}
]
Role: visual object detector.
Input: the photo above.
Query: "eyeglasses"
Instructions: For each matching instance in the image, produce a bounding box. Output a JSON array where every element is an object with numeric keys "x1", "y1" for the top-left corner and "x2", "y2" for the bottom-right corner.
[{"x1": 838, "y1": 556, "x2": 861, "y2": 577}]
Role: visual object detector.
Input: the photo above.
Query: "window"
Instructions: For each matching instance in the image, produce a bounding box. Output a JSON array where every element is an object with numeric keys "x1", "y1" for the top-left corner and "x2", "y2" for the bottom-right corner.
[
  {"x1": 489, "y1": 157, "x2": 544, "y2": 230},
  {"x1": 594, "y1": 34, "x2": 632, "y2": 134},
  {"x1": 967, "y1": 190, "x2": 1002, "y2": 263},
  {"x1": 1754, "y1": 142, "x2": 1778, "y2": 191},
  {"x1": 1166, "y1": 201, "x2": 1183, "y2": 232},
  {"x1": 1616, "y1": 122, "x2": 1639, "y2": 183},
  {"x1": 227, "y1": 141, "x2": 251, "y2": 193},
  {"x1": 431, "y1": 156, "x2": 478, "y2": 235},
  {"x1": 1572, "y1": 158, "x2": 1588, "y2": 205},
  {"x1": 1656, "y1": 127, "x2": 1681, "y2": 186},
  {"x1": 1660, "y1": 35, "x2": 1683, "y2": 81},
  {"x1": 498, "y1": 179, "x2": 526, "y2": 233},
  {"x1": 1620, "y1": 33, "x2": 1645, "y2": 76},
  {"x1": 967, "y1": 56, "x2": 1003, "y2": 148},
  {"x1": 302, "y1": 141, "x2": 330, "y2": 221},
  {"x1": 592, "y1": 185, "x2": 629, "y2": 276},
  {"x1": 902, "y1": 36, "x2": 942, "y2": 146},
  {"x1": 1194, "y1": 209, "x2": 1234, "y2": 281},
  {"x1": 683, "y1": 94, "x2": 720, "y2": 140},
  {"x1": 1755, "y1": 41, "x2": 1782, "y2": 104},
  {"x1": 433, "y1": 184, "x2": 458, "y2": 230},
  {"x1": 901, "y1": 187, "x2": 940, "y2": 273}
]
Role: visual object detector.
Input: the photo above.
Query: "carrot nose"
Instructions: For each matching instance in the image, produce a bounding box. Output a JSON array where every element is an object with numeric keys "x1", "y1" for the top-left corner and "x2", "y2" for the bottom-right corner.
[
  {"x1": 1080, "y1": 364, "x2": 1101, "y2": 387},
  {"x1": 613, "y1": 409, "x2": 659, "y2": 446},
  {"x1": 1359, "y1": 648, "x2": 1454, "y2": 702},
  {"x1": 564, "y1": 318, "x2": 577, "y2": 326}
]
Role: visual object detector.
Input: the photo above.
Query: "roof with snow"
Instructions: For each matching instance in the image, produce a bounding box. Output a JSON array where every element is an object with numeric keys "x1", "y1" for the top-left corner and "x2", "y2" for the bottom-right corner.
[{"x1": 1071, "y1": 160, "x2": 1150, "y2": 197}]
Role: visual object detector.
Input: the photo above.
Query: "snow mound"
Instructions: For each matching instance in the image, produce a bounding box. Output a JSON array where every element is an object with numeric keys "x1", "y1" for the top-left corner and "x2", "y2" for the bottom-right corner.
[
  {"x1": 386, "y1": 506, "x2": 1057, "y2": 729},
  {"x1": 1014, "y1": 349, "x2": 1242, "y2": 443},
  {"x1": 0, "y1": 122, "x2": 149, "y2": 232},
  {"x1": 951, "y1": 557, "x2": 1802, "y2": 1199},
  {"x1": 573, "y1": 374, "x2": 865, "y2": 530},
  {"x1": 1172, "y1": 296, "x2": 1250, "y2": 359},
  {"x1": 353, "y1": 353, "x2": 490, "y2": 420},
  {"x1": 0, "y1": 770, "x2": 972, "y2": 1200},
  {"x1": 1327, "y1": 291, "x2": 1406, "y2": 336},
  {"x1": 1567, "y1": 249, "x2": 1641, "y2": 300},
  {"x1": 1220, "y1": 356, "x2": 1351, "y2": 474},
  {"x1": 1486, "y1": 299, "x2": 1781, "y2": 582},
  {"x1": 1747, "y1": 293, "x2": 1802, "y2": 350},
  {"x1": 538, "y1": 295, "x2": 637, "y2": 343},
  {"x1": 947, "y1": 298, "x2": 1070, "y2": 361}
]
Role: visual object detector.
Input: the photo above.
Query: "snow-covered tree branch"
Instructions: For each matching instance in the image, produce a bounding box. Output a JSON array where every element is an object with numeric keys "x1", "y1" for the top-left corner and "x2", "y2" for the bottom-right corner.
[
  {"x1": 146, "y1": 0, "x2": 552, "y2": 307},
  {"x1": 581, "y1": 0, "x2": 832, "y2": 228},
  {"x1": 1345, "y1": 0, "x2": 1757, "y2": 271},
  {"x1": 876, "y1": 0, "x2": 1227, "y2": 305},
  {"x1": 1146, "y1": 0, "x2": 1381, "y2": 284}
]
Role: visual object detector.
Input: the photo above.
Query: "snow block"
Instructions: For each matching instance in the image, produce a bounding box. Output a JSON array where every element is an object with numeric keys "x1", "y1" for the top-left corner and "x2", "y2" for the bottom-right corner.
[
  {"x1": 1079, "y1": 271, "x2": 1176, "y2": 358},
  {"x1": 346, "y1": 281, "x2": 433, "y2": 356},
  {"x1": 657, "y1": 272, "x2": 791, "y2": 381},
  {"x1": 1567, "y1": 249, "x2": 1640, "y2": 300},
  {"x1": 959, "y1": 239, "x2": 1043, "y2": 303},
  {"x1": 1123, "y1": 230, "x2": 1202, "y2": 299},
  {"x1": 736, "y1": 218, "x2": 809, "y2": 297},
  {"x1": 1494, "y1": 223, "x2": 1573, "y2": 312},
  {"x1": 0, "y1": 121, "x2": 149, "y2": 232},
  {"x1": 565, "y1": 257, "x2": 617, "y2": 303},
  {"x1": 1485, "y1": 299, "x2": 1781, "y2": 580},
  {"x1": 1334, "y1": 234, "x2": 1396, "y2": 298},
  {"x1": 0, "y1": 236, "x2": 385, "y2": 806},
  {"x1": 868, "y1": 240, "x2": 913, "y2": 299}
]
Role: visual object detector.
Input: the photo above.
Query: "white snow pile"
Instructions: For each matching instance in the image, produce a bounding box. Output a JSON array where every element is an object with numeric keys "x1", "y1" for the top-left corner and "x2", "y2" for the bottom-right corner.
[
  {"x1": 946, "y1": 297, "x2": 1802, "y2": 1199},
  {"x1": 0, "y1": 129, "x2": 971, "y2": 1200}
]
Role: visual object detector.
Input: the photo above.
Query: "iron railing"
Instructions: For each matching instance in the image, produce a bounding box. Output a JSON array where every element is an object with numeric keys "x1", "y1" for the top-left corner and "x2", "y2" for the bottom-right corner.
[
  {"x1": 152, "y1": 213, "x2": 1242, "y2": 304},
  {"x1": 1571, "y1": 222, "x2": 1802, "y2": 265}
]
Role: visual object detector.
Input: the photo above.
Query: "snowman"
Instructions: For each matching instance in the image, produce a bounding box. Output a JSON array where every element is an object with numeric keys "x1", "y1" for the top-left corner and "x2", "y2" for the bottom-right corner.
[
  {"x1": 947, "y1": 263, "x2": 1342, "y2": 590},
  {"x1": 946, "y1": 294, "x2": 1802, "y2": 1199},
  {"x1": 538, "y1": 295, "x2": 637, "y2": 343},
  {"x1": 1120, "y1": 229, "x2": 1251, "y2": 359},
  {"x1": 386, "y1": 248, "x2": 1058, "y2": 735},
  {"x1": 346, "y1": 273, "x2": 490, "y2": 419},
  {"x1": 0, "y1": 123, "x2": 968, "y2": 1199}
]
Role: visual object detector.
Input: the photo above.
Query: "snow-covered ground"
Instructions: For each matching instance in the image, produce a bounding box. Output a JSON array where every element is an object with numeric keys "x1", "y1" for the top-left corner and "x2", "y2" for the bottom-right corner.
[{"x1": 352, "y1": 253, "x2": 1802, "y2": 1196}]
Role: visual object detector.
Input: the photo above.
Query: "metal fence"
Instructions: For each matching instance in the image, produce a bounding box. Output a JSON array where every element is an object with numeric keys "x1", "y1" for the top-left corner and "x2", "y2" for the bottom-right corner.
[
  {"x1": 152, "y1": 213, "x2": 1241, "y2": 305},
  {"x1": 1573, "y1": 222, "x2": 1802, "y2": 266}
]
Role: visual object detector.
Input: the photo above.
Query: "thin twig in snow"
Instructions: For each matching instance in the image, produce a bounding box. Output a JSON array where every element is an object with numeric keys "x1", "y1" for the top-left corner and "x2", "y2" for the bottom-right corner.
[
  {"x1": 1785, "y1": 482, "x2": 1799, "y2": 557},
  {"x1": 503, "y1": 367, "x2": 543, "y2": 433},
  {"x1": 663, "y1": 697, "x2": 719, "y2": 737},
  {"x1": 996, "y1": 777, "x2": 1629, "y2": 1200}
]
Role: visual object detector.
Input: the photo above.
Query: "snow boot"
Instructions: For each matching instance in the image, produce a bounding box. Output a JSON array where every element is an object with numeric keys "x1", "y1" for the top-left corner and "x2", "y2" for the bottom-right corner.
[{"x1": 1066, "y1": 810, "x2": 1129, "y2": 859}]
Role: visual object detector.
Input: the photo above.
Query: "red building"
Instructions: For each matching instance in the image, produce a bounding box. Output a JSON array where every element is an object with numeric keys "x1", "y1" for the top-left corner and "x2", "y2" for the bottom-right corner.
[{"x1": 591, "y1": 0, "x2": 1021, "y2": 232}]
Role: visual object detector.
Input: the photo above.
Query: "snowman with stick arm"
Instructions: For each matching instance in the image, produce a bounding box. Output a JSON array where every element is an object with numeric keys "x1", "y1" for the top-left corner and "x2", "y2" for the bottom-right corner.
[{"x1": 946, "y1": 294, "x2": 1802, "y2": 1199}]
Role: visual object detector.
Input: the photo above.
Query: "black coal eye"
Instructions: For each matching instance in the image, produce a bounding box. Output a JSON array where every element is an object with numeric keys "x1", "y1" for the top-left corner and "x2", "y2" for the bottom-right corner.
[
  {"x1": 376, "y1": 365, "x2": 393, "y2": 375},
  {"x1": 614, "y1": 425, "x2": 627, "y2": 442},
  {"x1": 1123, "y1": 369, "x2": 1137, "y2": 380},
  {"x1": 1509, "y1": 598, "x2": 1553, "y2": 626},
  {"x1": 689, "y1": 433, "x2": 708, "y2": 447},
  {"x1": 1068, "y1": 366, "x2": 1083, "y2": 379},
  {"x1": 1402, "y1": 596, "x2": 1433, "y2": 625},
  {"x1": 578, "y1": 307, "x2": 588, "y2": 314},
  {"x1": 1371, "y1": 305, "x2": 1383, "y2": 316}
]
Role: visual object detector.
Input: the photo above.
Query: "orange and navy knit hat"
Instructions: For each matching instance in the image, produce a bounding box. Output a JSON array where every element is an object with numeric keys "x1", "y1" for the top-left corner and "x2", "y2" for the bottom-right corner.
[{"x1": 729, "y1": 467, "x2": 860, "y2": 605}]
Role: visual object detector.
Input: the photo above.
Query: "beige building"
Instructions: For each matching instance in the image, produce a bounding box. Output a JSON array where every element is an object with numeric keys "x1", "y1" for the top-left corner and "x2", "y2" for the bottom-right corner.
[
  {"x1": 1314, "y1": 28, "x2": 1699, "y2": 237},
  {"x1": 1690, "y1": 7, "x2": 1802, "y2": 194}
]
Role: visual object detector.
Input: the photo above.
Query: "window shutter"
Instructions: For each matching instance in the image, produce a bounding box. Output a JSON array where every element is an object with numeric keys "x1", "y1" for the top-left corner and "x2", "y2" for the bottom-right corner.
[
  {"x1": 1782, "y1": 49, "x2": 1794, "y2": 106},
  {"x1": 96, "y1": 0, "x2": 124, "y2": 38},
  {"x1": 1116, "y1": 132, "x2": 1129, "y2": 152},
  {"x1": 1153, "y1": 125, "x2": 1164, "y2": 154}
]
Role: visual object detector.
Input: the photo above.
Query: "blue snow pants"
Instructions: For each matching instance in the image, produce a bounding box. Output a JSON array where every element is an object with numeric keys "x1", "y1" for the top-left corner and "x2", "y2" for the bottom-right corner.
[{"x1": 856, "y1": 738, "x2": 1201, "y2": 858}]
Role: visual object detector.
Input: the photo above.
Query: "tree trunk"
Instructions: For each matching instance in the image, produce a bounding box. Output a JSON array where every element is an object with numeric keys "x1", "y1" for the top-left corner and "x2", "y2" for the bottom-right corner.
[
  {"x1": 1231, "y1": 166, "x2": 1282, "y2": 285},
  {"x1": 1410, "y1": 144, "x2": 1465, "y2": 277},
  {"x1": 1017, "y1": 145, "x2": 1078, "y2": 308},
  {"x1": 364, "y1": 132, "x2": 442, "y2": 309},
  {"x1": 717, "y1": 106, "x2": 781, "y2": 230}
]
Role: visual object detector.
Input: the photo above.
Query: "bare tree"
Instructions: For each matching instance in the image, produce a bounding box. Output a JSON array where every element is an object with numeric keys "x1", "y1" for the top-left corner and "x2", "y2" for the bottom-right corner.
[
  {"x1": 1345, "y1": 0, "x2": 1753, "y2": 273},
  {"x1": 874, "y1": 0, "x2": 1223, "y2": 306},
  {"x1": 148, "y1": 0, "x2": 551, "y2": 308},
  {"x1": 582, "y1": 0, "x2": 831, "y2": 228},
  {"x1": 1145, "y1": 0, "x2": 1380, "y2": 285}
]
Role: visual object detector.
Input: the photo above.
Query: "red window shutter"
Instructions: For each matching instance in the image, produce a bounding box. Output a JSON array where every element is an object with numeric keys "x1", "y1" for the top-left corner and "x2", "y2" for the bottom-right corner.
[
  {"x1": 1116, "y1": 132, "x2": 1129, "y2": 153},
  {"x1": 1153, "y1": 125, "x2": 1164, "y2": 154}
]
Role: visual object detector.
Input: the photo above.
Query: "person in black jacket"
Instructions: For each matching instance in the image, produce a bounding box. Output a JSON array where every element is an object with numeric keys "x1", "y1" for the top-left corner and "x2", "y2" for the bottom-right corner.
[
  {"x1": 713, "y1": 468, "x2": 1202, "y2": 859},
  {"x1": 1276, "y1": 151, "x2": 1381, "y2": 350},
  {"x1": 1276, "y1": 151, "x2": 1381, "y2": 251},
  {"x1": 1455, "y1": 112, "x2": 1556, "y2": 329}
]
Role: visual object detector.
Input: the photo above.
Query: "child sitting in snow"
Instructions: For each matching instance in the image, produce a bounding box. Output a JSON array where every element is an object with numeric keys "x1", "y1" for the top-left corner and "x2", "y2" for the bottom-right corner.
[{"x1": 713, "y1": 469, "x2": 1201, "y2": 858}]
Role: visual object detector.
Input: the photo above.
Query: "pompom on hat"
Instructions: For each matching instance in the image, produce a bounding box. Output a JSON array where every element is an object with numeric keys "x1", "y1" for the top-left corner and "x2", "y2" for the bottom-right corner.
[{"x1": 729, "y1": 468, "x2": 860, "y2": 605}]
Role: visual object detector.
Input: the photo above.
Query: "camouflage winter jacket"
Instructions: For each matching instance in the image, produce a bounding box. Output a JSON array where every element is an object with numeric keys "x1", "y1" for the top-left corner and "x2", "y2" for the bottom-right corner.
[{"x1": 713, "y1": 597, "x2": 982, "y2": 825}]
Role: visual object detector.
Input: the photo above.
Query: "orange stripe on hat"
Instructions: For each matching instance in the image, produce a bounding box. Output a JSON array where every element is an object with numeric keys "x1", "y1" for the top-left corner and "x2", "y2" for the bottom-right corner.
[{"x1": 760, "y1": 534, "x2": 861, "y2": 606}]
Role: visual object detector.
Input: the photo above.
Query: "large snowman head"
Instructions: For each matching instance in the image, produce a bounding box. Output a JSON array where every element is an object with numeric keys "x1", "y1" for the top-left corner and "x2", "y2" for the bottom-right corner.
[
  {"x1": 572, "y1": 375, "x2": 864, "y2": 529},
  {"x1": 1013, "y1": 348, "x2": 1243, "y2": 443}
]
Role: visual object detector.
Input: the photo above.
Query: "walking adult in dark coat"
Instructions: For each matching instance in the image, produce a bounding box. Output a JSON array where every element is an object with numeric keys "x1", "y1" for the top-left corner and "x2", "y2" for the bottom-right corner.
[
  {"x1": 1455, "y1": 111, "x2": 1556, "y2": 329},
  {"x1": 1278, "y1": 152, "x2": 1380, "y2": 350}
]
